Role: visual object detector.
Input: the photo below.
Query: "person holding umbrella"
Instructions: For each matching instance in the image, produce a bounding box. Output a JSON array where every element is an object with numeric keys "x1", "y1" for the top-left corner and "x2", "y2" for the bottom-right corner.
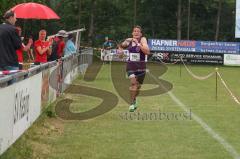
[
  {"x1": 9, "y1": 2, "x2": 61, "y2": 65},
  {"x1": 0, "y1": 10, "x2": 22, "y2": 70}
]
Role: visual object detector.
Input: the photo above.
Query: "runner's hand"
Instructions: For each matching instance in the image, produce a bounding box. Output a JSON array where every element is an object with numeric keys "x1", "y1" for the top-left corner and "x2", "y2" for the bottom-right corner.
[{"x1": 132, "y1": 38, "x2": 139, "y2": 44}]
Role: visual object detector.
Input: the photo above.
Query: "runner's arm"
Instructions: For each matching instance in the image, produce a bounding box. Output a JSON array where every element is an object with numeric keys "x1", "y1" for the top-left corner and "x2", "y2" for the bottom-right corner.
[
  {"x1": 120, "y1": 38, "x2": 132, "y2": 49},
  {"x1": 139, "y1": 37, "x2": 150, "y2": 55}
]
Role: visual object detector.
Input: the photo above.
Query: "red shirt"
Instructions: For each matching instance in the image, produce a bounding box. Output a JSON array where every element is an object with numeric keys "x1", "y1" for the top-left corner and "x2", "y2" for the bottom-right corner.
[
  {"x1": 34, "y1": 40, "x2": 50, "y2": 63},
  {"x1": 16, "y1": 44, "x2": 24, "y2": 63},
  {"x1": 54, "y1": 37, "x2": 65, "y2": 58}
]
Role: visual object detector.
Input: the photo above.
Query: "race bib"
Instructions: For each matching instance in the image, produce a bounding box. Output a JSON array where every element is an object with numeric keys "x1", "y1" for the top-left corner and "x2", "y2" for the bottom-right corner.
[{"x1": 129, "y1": 53, "x2": 140, "y2": 61}]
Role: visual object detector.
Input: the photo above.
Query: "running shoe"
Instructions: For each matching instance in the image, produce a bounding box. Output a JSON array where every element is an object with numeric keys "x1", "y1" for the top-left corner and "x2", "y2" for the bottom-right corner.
[{"x1": 129, "y1": 104, "x2": 135, "y2": 112}]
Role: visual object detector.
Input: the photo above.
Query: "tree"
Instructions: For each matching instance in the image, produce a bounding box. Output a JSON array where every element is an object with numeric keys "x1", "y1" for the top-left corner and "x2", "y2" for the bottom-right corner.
[
  {"x1": 78, "y1": 0, "x2": 82, "y2": 28},
  {"x1": 177, "y1": 0, "x2": 182, "y2": 40},
  {"x1": 215, "y1": 0, "x2": 222, "y2": 41},
  {"x1": 0, "y1": 0, "x2": 237, "y2": 46},
  {"x1": 134, "y1": 0, "x2": 137, "y2": 26},
  {"x1": 88, "y1": 0, "x2": 97, "y2": 45}
]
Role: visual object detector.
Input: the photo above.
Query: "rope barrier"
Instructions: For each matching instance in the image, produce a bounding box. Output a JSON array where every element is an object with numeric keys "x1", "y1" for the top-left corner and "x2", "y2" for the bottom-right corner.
[
  {"x1": 86, "y1": 48, "x2": 240, "y2": 105},
  {"x1": 180, "y1": 57, "x2": 215, "y2": 80},
  {"x1": 159, "y1": 59, "x2": 179, "y2": 65},
  {"x1": 178, "y1": 56, "x2": 240, "y2": 105},
  {"x1": 217, "y1": 71, "x2": 240, "y2": 105}
]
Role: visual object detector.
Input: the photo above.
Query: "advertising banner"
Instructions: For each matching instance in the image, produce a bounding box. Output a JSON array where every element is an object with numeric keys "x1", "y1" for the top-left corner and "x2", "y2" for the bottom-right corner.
[
  {"x1": 0, "y1": 51, "x2": 93, "y2": 156},
  {"x1": 100, "y1": 49, "x2": 148, "y2": 62},
  {"x1": 148, "y1": 39, "x2": 240, "y2": 54},
  {"x1": 150, "y1": 52, "x2": 223, "y2": 64},
  {"x1": 0, "y1": 85, "x2": 15, "y2": 155},
  {"x1": 28, "y1": 73, "x2": 42, "y2": 124},
  {"x1": 224, "y1": 54, "x2": 240, "y2": 66},
  {"x1": 0, "y1": 73, "x2": 42, "y2": 155},
  {"x1": 12, "y1": 78, "x2": 31, "y2": 142},
  {"x1": 101, "y1": 49, "x2": 130, "y2": 62},
  {"x1": 12, "y1": 73, "x2": 42, "y2": 144}
]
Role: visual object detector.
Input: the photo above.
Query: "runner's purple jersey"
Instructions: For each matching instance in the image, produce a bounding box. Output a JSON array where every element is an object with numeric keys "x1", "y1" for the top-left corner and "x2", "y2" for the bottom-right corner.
[{"x1": 126, "y1": 40, "x2": 146, "y2": 72}]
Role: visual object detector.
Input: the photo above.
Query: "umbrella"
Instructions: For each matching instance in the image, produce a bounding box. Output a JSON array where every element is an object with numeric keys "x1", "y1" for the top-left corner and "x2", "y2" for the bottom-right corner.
[
  {"x1": 10, "y1": 2, "x2": 60, "y2": 62},
  {"x1": 11, "y1": 2, "x2": 60, "y2": 19}
]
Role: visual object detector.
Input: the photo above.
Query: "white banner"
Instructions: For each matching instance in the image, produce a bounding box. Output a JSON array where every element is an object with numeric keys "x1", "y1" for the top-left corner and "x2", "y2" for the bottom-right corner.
[
  {"x1": 0, "y1": 52, "x2": 92, "y2": 156},
  {"x1": 12, "y1": 78, "x2": 31, "y2": 142},
  {"x1": 0, "y1": 72, "x2": 42, "y2": 155},
  {"x1": 0, "y1": 85, "x2": 15, "y2": 155},
  {"x1": 236, "y1": 0, "x2": 240, "y2": 38},
  {"x1": 28, "y1": 73, "x2": 42, "y2": 124},
  {"x1": 224, "y1": 54, "x2": 240, "y2": 66},
  {"x1": 12, "y1": 73, "x2": 42, "y2": 144}
]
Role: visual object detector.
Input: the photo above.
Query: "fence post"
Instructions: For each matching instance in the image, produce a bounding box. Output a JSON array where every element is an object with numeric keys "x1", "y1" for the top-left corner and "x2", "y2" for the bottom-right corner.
[
  {"x1": 215, "y1": 67, "x2": 218, "y2": 101},
  {"x1": 179, "y1": 56, "x2": 183, "y2": 77}
]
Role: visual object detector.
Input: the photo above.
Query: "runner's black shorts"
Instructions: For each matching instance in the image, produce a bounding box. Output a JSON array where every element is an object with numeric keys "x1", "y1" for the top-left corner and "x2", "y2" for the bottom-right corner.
[{"x1": 127, "y1": 71, "x2": 146, "y2": 84}]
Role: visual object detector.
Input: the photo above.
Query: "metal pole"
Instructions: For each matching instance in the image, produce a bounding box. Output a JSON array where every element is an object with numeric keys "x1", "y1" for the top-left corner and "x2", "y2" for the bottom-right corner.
[
  {"x1": 179, "y1": 56, "x2": 183, "y2": 77},
  {"x1": 215, "y1": 67, "x2": 218, "y2": 101},
  {"x1": 75, "y1": 32, "x2": 79, "y2": 49},
  {"x1": 180, "y1": 60, "x2": 182, "y2": 77}
]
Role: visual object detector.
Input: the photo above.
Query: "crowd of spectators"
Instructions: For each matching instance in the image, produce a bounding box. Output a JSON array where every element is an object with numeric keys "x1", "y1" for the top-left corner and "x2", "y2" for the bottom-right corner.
[{"x1": 0, "y1": 10, "x2": 77, "y2": 71}]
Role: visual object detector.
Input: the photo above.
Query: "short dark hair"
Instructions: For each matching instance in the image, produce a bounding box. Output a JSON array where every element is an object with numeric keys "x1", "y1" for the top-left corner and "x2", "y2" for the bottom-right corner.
[
  {"x1": 134, "y1": 25, "x2": 142, "y2": 32},
  {"x1": 3, "y1": 10, "x2": 15, "y2": 19}
]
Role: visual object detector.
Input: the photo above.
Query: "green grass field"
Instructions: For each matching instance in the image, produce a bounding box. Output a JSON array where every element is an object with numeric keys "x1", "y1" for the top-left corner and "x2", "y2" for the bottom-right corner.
[{"x1": 1, "y1": 62, "x2": 240, "y2": 159}]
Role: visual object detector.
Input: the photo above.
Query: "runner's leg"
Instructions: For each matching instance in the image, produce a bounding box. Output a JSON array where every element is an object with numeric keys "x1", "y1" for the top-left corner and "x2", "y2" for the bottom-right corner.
[{"x1": 129, "y1": 74, "x2": 138, "y2": 104}]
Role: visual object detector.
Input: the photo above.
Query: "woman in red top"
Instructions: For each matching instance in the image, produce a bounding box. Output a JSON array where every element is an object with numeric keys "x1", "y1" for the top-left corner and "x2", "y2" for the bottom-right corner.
[
  {"x1": 34, "y1": 29, "x2": 52, "y2": 64},
  {"x1": 15, "y1": 27, "x2": 33, "y2": 65}
]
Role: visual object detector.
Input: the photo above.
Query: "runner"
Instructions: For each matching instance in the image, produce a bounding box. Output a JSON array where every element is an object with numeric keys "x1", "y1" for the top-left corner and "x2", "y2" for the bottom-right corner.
[{"x1": 120, "y1": 25, "x2": 150, "y2": 112}]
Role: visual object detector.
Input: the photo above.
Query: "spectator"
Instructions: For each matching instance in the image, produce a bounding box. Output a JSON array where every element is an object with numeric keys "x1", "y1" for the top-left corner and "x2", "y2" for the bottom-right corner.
[
  {"x1": 0, "y1": 10, "x2": 22, "y2": 70},
  {"x1": 101, "y1": 36, "x2": 113, "y2": 63},
  {"x1": 64, "y1": 33, "x2": 77, "y2": 56},
  {"x1": 102, "y1": 36, "x2": 113, "y2": 50},
  {"x1": 48, "y1": 30, "x2": 67, "y2": 61},
  {"x1": 15, "y1": 26, "x2": 33, "y2": 69},
  {"x1": 34, "y1": 29, "x2": 52, "y2": 64}
]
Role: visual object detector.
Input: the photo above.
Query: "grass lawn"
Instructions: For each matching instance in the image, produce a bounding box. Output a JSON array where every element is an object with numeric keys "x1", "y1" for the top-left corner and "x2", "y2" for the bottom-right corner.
[{"x1": 1, "y1": 61, "x2": 240, "y2": 159}]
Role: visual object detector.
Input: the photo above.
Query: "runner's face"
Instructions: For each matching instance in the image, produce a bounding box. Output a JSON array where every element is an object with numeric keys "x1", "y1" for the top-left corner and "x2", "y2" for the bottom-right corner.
[{"x1": 132, "y1": 27, "x2": 142, "y2": 39}]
